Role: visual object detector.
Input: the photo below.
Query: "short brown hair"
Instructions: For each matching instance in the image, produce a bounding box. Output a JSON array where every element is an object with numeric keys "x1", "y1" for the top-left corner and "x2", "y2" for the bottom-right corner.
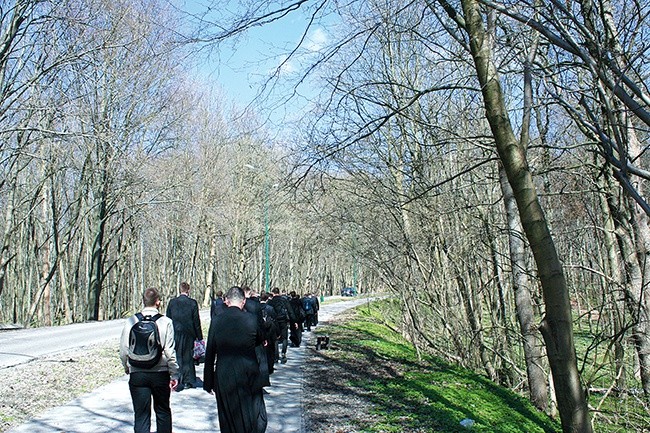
[
  {"x1": 143, "y1": 287, "x2": 160, "y2": 307},
  {"x1": 180, "y1": 282, "x2": 190, "y2": 293}
]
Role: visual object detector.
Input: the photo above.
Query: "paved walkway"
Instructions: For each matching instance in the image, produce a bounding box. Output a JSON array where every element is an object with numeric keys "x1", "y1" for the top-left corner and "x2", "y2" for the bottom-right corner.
[{"x1": 6, "y1": 297, "x2": 372, "y2": 433}]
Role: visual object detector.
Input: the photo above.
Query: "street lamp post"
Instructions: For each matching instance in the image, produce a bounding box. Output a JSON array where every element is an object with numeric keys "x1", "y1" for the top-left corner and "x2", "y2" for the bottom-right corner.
[
  {"x1": 264, "y1": 198, "x2": 270, "y2": 293},
  {"x1": 246, "y1": 164, "x2": 277, "y2": 293}
]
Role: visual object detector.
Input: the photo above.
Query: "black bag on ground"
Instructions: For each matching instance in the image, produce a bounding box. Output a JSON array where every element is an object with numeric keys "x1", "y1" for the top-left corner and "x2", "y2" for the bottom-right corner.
[{"x1": 128, "y1": 313, "x2": 163, "y2": 368}]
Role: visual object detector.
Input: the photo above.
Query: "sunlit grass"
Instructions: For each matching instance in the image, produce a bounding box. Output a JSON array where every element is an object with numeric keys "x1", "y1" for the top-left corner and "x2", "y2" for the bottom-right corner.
[{"x1": 316, "y1": 304, "x2": 560, "y2": 433}]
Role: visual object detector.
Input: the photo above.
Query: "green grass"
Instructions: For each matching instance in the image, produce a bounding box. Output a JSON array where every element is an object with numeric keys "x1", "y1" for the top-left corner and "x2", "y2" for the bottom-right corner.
[{"x1": 320, "y1": 303, "x2": 561, "y2": 433}]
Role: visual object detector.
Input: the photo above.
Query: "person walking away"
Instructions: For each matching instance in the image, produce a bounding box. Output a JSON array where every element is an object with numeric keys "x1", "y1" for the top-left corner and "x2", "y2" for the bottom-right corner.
[
  {"x1": 166, "y1": 281, "x2": 203, "y2": 390},
  {"x1": 244, "y1": 285, "x2": 270, "y2": 388},
  {"x1": 203, "y1": 286, "x2": 267, "y2": 433},
  {"x1": 120, "y1": 287, "x2": 179, "y2": 433},
  {"x1": 267, "y1": 287, "x2": 294, "y2": 364},
  {"x1": 260, "y1": 291, "x2": 278, "y2": 375},
  {"x1": 210, "y1": 290, "x2": 225, "y2": 317},
  {"x1": 288, "y1": 291, "x2": 305, "y2": 346},
  {"x1": 313, "y1": 292, "x2": 320, "y2": 326},
  {"x1": 302, "y1": 292, "x2": 318, "y2": 331}
]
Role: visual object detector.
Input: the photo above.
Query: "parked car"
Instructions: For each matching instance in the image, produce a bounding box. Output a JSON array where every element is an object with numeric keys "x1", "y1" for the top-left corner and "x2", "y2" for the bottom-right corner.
[{"x1": 341, "y1": 287, "x2": 357, "y2": 297}]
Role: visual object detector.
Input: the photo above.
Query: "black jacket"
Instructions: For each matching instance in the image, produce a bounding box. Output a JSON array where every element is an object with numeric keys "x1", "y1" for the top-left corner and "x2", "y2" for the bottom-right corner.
[{"x1": 166, "y1": 294, "x2": 202, "y2": 340}]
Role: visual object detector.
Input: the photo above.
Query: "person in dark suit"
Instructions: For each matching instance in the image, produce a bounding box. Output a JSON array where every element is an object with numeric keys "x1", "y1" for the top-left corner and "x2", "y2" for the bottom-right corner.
[
  {"x1": 243, "y1": 286, "x2": 270, "y2": 389},
  {"x1": 166, "y1": 281, "x2": 202, "y2": 391},
  {"x1": 259, "y1": 291, "x2": 278, "y2": 375},
  {"x1": 210, "y1": 290, "x2": 225, "y2": 317},
  {"x1": 203, "y1": 286, "x2": 267, "y2": 433}
]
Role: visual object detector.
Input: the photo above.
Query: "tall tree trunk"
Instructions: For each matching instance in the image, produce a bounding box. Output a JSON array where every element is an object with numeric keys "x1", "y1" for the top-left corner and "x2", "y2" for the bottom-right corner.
[
  {"x1": 87, "y1": 166, "x2": 108, "y2": 321},
  {"x1": 459, "y1": 0, "x2": 590, "y2": 430},
  {"x1": 499, "y1": 164, "x2": 549, "y2": 410},
  {"x1": 203, "y1": 236, "x2": 218, "y2": 307},
  {"x1": 596, "y1": 171, "x2": 626, "y2": 391},
  {"x1": 0, "y1": 183, "x2": 16, "y2": 302}
]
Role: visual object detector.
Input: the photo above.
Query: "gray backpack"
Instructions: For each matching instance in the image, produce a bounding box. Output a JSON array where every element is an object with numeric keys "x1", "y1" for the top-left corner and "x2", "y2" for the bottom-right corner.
[{"x1": 128, "y1": 313, "x2": 163, "y2": 368}]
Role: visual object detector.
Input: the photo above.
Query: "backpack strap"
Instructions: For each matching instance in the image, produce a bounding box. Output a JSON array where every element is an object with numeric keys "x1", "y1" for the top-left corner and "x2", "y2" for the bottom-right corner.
[{"x1": 136, "y1": 312, "x2": 162, "y2": 321}]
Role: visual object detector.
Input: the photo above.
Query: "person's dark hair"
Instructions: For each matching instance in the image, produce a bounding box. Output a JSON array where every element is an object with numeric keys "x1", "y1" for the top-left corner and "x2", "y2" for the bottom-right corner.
[
  {"x1": 180, "y1": 282, "x2": 190, "y2": 293},
  {"x1": 143, "y1": 287, "x2": 160, "y2": 307},
  {"x1": 271, "y1": 287, "x2": 280, "y2": 295},
  {"x1": 225, "y1": 286, "x2": 245, "y2": 304},
  {"x1": 260, "y1": 292, "x2": 270, "y2": 302},
  {"x1": 215, "y1": 290, "x2": 223, "y2": 298}
]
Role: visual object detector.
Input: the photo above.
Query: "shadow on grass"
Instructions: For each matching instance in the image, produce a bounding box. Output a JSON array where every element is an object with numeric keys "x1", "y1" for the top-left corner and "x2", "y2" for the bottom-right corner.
[{"x1": 311, "y1": 312, "x2": 560, "y2": 433}]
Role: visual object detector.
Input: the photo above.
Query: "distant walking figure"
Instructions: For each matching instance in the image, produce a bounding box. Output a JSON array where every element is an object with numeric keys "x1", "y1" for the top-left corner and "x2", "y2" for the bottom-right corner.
[
  {"x1": 119, "y1": 287, "x2": 179, "y2": 433},
  {"x1": 268, "y1": 287, "x2": 294, "y2": 364},
  {"x1": 203, "y1": 286, "x2": 267, "y2": 433},
  {"x1": 302, "y1": 292, "x2": 318, "y2": 331},
  {"x1": 289, "y1": 290, "x2": 305, "y2": 346},
  {"x1": 210, "y1": 289, "x2": 225, "y2": 317},
  {"x1": 166, "y1": 281, "x2": 203, "y2": 391}
]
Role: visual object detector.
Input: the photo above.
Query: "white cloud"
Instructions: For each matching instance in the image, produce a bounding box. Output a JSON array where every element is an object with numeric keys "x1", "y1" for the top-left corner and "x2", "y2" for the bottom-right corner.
[
  {"x1": 306, "y1": 28, "x2": 328, "y2": 52},
  {"x1": 278, "y1": 54, "x2": 297, "y2": 75}
]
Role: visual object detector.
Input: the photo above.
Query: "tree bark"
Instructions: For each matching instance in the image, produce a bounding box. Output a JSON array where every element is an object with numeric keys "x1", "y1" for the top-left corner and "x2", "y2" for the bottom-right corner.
[
  {"x1": 499, "y1": 164, "x2": 549, "y2": 410},
  {"x1": 459, "y1": 0, "x2": 590, "y2": 430},
  {"x1": 87, "y1": 150, "x2": 108, "y2": 321}
]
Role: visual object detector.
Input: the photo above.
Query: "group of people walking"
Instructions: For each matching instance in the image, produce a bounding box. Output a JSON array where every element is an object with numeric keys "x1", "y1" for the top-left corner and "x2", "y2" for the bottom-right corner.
[{"x1": 119, "y1": 282, "x2": 320, "y2": 433}]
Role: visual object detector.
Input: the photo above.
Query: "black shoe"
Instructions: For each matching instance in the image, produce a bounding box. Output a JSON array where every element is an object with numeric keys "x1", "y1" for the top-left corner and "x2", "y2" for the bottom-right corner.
[
  {"x1": 281, "y1": 356, "x2": 287, "y2": 364},
  {"x1": 184, "y1": 382, "x2": 195, "y2": 389}
]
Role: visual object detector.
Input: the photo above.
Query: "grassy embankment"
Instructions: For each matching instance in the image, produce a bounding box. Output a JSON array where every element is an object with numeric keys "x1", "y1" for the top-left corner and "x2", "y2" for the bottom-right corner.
[{"x1": 314, "y1": 300, "x2": 561, "y2": 433}]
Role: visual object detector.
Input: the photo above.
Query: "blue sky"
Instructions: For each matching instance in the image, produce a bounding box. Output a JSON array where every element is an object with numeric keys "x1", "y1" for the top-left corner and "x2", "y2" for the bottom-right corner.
[{"x1": 187, "y1": 2, "x2": 331, "y2": 113}]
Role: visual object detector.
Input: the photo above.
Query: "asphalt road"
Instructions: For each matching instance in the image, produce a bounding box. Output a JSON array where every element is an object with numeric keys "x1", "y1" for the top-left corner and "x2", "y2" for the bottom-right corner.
[
  {"x1": 0, "y1": 310, "x2": 211, "y2": 370},
  {"x1": 4, "y1": 296, "x2": 372, "y2": 433},
  {"x1": 0, "y1": 320, "x2": 127, "y2": 369}
]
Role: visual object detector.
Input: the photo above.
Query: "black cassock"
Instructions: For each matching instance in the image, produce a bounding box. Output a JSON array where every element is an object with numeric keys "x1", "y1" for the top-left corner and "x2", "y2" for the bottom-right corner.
[
  {"x1": 166, "y1": 294, "x2": 202, "y2": 387},
  {"x1": 203, "y1": 305, "x2": 267, "y2": 433}
]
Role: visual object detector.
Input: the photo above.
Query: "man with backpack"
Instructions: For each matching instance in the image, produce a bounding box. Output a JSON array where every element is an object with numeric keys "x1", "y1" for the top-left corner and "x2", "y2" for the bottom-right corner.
[
  {"x1": 267, "y1": 287, "x2": 294, "y2": 364},
  {"x1": 302, "y1": 292, "x2": 318, "y2": 331},
  {"x1": 120, "y1": 287, "x2": 179, "y2": 433}
]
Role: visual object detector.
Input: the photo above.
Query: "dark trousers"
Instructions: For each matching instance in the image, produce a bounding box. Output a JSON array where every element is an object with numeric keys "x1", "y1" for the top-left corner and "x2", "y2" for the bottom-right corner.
[
  {"x1": 305, "y1": 313, "x2": 315, "y2": 330},
  {"x1": 129, "y1": 371, "x2": 172, "y2": 433},
  {"x1": 275, "y1": 322, "x2": 288, "y2": 360}
]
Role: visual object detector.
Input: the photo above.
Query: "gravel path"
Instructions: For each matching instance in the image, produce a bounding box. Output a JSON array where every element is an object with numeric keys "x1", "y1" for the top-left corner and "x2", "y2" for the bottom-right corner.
[{"x1": 0, "y1": 297, "x2": 374, "y2": 433}]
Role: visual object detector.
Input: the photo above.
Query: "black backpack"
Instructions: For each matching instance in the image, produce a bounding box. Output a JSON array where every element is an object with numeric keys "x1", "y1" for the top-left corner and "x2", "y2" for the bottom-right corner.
[
  {"x1": 271, "y1": 297, "x2": 290, "y2": 324},
  {"x1": 303, "y1": 297, "x2": 314, "y2": 313},
  {"x1": 128, "y1": 313, "x2": 163, "y2": 369}
]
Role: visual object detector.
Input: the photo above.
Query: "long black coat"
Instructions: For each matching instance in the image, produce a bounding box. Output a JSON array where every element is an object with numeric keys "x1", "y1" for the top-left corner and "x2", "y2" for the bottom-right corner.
[
  {"x1": 166, "y1": 294, "x2": 202, "y2": 385},
  {"x1": 245, "y1": 297, "x2": 271, "y2": 388},
  {"x1": 203, "y1": 305, "x2": 267, "y2": 433}
]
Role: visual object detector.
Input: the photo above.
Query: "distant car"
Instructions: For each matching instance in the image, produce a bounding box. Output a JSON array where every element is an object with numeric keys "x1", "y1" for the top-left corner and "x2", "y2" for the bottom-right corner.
[{"x1": 341, "y1": 287, "x2": 357, "y2": 297}]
